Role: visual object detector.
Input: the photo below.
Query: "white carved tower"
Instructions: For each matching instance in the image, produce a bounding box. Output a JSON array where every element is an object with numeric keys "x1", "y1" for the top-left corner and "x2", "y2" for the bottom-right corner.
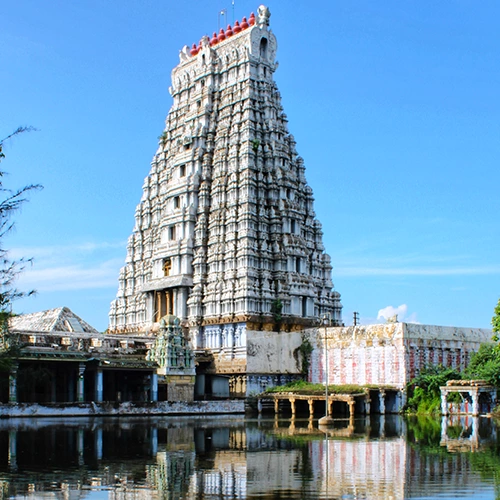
[{"x1": 108, "y1": 6, "x2": 342, "y2": 346}]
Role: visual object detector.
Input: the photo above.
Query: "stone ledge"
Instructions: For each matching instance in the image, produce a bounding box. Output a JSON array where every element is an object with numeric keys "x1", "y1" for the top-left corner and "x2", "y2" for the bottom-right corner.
[{"x1": 0, "y1": 400, "x2": 245, "y2": 418}]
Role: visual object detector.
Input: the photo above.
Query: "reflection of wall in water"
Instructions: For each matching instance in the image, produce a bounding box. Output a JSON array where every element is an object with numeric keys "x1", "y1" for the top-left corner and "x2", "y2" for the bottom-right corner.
[
  {"x1": 147, "y1": 450, "x2": 195, "y2": 498},
  {"x1": 188, "y1": 449, "x2": 247, "y2": 498},
  {"x1": 247, "y1": 447, "x2": 309, "y2": 495},
  {"x1": 245, "y1": 435, "x2": 406, "y2": 498},
  {"x1": 316, "y1": 439, "x2": 406, "y2": 499},
  {"x1": 405, "y1": 447, "x2": 486, "y2": 497}
]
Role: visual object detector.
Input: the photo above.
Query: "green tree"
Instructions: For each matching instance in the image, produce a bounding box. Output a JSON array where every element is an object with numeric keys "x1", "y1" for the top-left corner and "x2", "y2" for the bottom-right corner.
[
  {"x1": 0, "y1": 127, "x2": 41, "y2": 332},
  {"x1": 464, "y1": 343, "x2": 500, "y2": 386},
  {"x1": 492, "y1": 298, "x2": 500, "y2": 341},
  {"x1": 405, "y1": 365, "x2": 462, "y2": 413}
]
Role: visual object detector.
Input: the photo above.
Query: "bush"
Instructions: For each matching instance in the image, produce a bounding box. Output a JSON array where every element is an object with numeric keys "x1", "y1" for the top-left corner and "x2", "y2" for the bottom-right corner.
[
  {"x1": 464, "y1": 343, "x2": 500, "y2": 387},
  {"x1": 406, "y1": 365, "x2": 462, "y2": 414}
]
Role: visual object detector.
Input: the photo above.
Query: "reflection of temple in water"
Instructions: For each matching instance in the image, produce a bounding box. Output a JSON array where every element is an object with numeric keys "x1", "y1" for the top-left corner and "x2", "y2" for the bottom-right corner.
[{"x1": 0, "y1": 416, "x2": 497, "y2": 498}]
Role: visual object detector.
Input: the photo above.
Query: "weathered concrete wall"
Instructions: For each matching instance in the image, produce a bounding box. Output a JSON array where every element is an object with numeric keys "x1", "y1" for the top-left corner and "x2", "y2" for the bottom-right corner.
[
  {"x1": 308, "y1": 323, "x2": 491, "y2": 389},
  {"x1": 0, "y1": 400, "x2": 244, "y2": 418},
  {"x1": 246, "y1": 330, "x2": 303, "y2": 375},
  {"x1": 165, "y1": 375, "x2": 195, "y2": 402},
  {"x1": 309, "y1": 324, "x2": 406, "y2": 388},
  {"x1": 403, "y1": 324, "x2": 491, "y2": 381}
]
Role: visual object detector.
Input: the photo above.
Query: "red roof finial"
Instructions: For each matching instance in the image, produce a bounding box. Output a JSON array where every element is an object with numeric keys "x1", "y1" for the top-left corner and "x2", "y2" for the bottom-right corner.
[
  {"x1": 218, "y1": 28, "x2": 226, "y2": 42},
  {"x1": 249, "y1": 12, "x2": 255, "y2": 26},
  {"x1": 226, "y1": 24, "x2": 233, "y2": 37},
  {"x1": 241, "y1": 17, "x2": 249, "y2": 29},
  {"x1": 210, "y1": 32, "x2": 218, "y2": 46},
  {"x1": 190, "y1": 43, "x2": 199, "y2": 56},
  {"x1": 233, "y1": 20, "x2": 242, "y2": 33}
]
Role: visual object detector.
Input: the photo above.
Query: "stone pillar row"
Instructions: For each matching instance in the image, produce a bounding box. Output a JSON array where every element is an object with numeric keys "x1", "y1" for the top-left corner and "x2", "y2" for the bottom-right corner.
[{"x1": 7, "y1": 363, "x2": 159, "y2": 404}]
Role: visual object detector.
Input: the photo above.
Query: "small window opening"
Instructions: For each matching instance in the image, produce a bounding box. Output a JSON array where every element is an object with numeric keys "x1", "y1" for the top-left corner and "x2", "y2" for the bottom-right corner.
[
  {"x1": 260, "y1": 37, "x2": 268, "y2": 58},
  {"x1": 174, "y1": 196, "x2": 180, "y2": 209},
  {"x1": 179, "y1": 165, "x2": 186, "y2": 177},
  {"x1": 163, "y1": 258, "x2": 172, "y2": 276}
]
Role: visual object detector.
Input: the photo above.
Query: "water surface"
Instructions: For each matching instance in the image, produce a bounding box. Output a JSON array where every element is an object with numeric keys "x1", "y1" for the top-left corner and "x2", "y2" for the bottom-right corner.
[{"x1": 0, "y1": 414, "x2": 498, "y2": 499}]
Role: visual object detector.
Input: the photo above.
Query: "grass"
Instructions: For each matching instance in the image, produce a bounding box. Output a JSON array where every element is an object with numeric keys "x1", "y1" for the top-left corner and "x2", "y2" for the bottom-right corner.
[{"x1": 264, "y1": 380, "x2": 366, "y2": 395}]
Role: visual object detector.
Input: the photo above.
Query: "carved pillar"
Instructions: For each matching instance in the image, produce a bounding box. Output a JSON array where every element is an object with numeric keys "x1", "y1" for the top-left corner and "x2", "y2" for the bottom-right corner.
[
  {"x1": 308, "y1": 399, "x2": 314, "y2": 418},
  {"x1": 440, "y1": 416, "x2": 448, "y2": 443},
  {"x1": 348, "y1": 400, "x2": 355, "y2": 419},
  {"x1": 379, "y1": 390, "x2": 386, "y2": 415},
  {"x1": 471, "y1": 389, "x2": 479, "y2": 416},
  {"x1": 440, "y1": 388, "x2": 448, "y2": 416},
  {"x1": 151, "y1": 372, "x2": 158, "y2": 402},
  {"x1": 77, "y1": 363, "x2": 85, "y2": 402},
  {"x1": 9, "y1": 363, "x2": 18, "y2": 403},
  {"x1": 95, "y1": 368, "x2": 103, "y2": 403},
  {"x1": 364, "y1": 396, "x2": 370, "y2": 416},
  {"x1": 289, "y1": 397, "x2": 296, "y2": 415},
  {"x1": 274, "y1": 398, "x2": 279, "y2": 415},
  {"x1": 155, "y1": 291, "x2": 162, "y2": 321}
]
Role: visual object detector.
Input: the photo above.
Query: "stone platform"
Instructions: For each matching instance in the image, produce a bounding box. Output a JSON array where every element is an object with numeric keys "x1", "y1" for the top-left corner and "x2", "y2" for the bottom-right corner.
[{"x1": 0, "y1": 400, "x2": 244, "y2": 418}]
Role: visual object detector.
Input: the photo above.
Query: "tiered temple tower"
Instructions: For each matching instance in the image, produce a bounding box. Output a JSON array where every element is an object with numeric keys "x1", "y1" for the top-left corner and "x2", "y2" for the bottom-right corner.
[{"x1": 109, "y1": 6, "x2": 342, "y2": 348}]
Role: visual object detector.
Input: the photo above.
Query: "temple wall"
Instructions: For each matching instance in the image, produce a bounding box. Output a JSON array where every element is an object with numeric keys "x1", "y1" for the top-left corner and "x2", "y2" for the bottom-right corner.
[
  {"x1": 246, "y1": 330, "x2": 303, "y2": 375},
  {"x1": 308, "y1": 323, "x2": 491, "y2": 389},
  {"x1": 403, "y1": 324, "x2": 491, "y2": 381}
]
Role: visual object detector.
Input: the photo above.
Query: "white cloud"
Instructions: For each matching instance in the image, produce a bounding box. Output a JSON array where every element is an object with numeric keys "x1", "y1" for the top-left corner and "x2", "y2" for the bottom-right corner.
[
  {"x1": 376, "y1": 305, "x2": 420, "y2": 324},
  {"x1": 8, "y1": 241, "x2": 126, "y2": 293},
  {"x1": 377, "y1": 304, "x2": 408, "y2": 322},
  {"x1": 15, "y1": 258, "x2": 123, "y2": 292},
  {"x1": 8, "y1": 241, "x2": 126, "y2": 263}
]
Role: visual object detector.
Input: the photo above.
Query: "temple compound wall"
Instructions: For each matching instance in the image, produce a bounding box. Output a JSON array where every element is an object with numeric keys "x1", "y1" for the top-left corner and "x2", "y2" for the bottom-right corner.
[{"x1": 308, "y1": 322, "x2": 491, "y2": 390}]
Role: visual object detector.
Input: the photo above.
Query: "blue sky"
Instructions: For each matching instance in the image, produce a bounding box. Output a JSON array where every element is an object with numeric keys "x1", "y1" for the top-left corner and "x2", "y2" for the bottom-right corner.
[{"x1": 2, "y1": 1, "x2": 499, "y2": 331}]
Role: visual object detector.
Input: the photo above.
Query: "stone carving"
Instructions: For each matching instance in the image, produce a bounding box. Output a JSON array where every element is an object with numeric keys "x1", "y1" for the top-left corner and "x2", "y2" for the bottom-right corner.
[
  {"x1": 257, "y1": 5, "x2": 271, "y2": 27},
  {"x1": 179, "y1": 45, "x2": 190, "y2": 63},
  {"x1": 247, "y1": 341, "x2": 260, "y2": 357},
  {"x1": 147, "y1": 315, "x2": 195, "y2": 373}
]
